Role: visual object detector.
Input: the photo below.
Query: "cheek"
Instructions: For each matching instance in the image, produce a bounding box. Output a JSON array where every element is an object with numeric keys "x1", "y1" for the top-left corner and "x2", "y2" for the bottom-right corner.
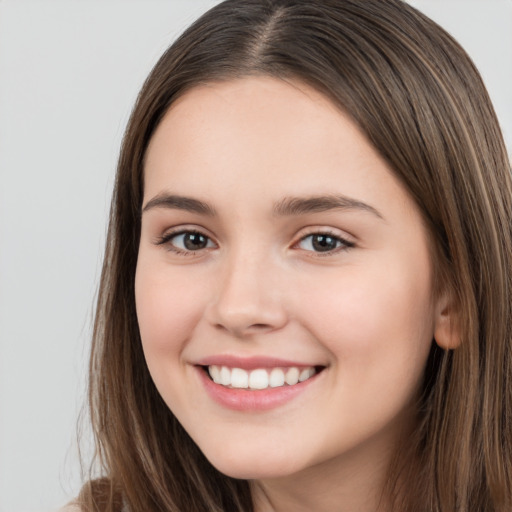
[
  {"x1": 134, "y1": 261, "x2": 206, "y2": 362},
  {"x1": 294, "y1": 262, "x2": 435, "y2": 444},
  {"x1": 297, "y1": 258, "x2": 435, "y2": 382}
]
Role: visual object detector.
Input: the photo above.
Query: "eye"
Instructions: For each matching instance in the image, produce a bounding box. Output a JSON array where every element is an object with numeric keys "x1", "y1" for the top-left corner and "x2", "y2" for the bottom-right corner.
[
  {"x1": 157, "y1": 230, "x2": 216, "y2": 254},
  {"x1": 296, "y1": 232, "x2": 353, "y2": 254}
]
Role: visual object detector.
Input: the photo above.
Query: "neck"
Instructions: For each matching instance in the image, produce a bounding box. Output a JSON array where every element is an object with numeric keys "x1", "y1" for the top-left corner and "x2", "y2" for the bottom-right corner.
[{"x1": 251, "y1": 452, "x2": 390, "y2": 512}]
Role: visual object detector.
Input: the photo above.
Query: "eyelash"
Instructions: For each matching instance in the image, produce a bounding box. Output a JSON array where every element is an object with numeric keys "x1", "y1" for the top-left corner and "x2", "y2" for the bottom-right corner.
[
  {"x1": 155, "y1": 228, "x2": 355, "y2": 257},
  {"x1": 156, "y1": 229, "x2": 215, "y2": 256},
  {"x1": 294, "y1": 230, "x2": 355, "y2": 256}
]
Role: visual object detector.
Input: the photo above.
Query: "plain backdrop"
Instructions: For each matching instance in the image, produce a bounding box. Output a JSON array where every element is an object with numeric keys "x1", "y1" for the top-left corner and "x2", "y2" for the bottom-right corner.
[{"x1": 0, "y1": 1, "x2": 510, "y2": 511}]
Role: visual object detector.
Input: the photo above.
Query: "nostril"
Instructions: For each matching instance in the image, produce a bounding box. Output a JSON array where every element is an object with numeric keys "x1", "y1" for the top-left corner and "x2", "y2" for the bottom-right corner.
[
  {"x1": 207, "y1": 297, "x2": 288, "y2": 336},
  {"x1": 212, "y1": 321, "x2": 275, "y2": 338}
]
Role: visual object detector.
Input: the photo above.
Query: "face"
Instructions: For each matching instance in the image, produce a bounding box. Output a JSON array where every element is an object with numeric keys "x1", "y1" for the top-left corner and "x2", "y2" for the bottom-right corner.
[{"x1": 135, "y1": 77, "x2": 438, "y2": 482}]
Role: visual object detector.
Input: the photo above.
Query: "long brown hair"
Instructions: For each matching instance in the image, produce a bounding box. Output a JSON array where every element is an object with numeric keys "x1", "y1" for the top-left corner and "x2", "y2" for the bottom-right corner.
[{"x1": 79, "y1": 1, "x2": 512, "y2": 510}]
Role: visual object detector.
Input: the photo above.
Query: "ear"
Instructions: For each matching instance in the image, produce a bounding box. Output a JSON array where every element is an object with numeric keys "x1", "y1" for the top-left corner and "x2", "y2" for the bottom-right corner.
[{"x1": 433, "y1": 290, "x2": 461, "y2": 350}]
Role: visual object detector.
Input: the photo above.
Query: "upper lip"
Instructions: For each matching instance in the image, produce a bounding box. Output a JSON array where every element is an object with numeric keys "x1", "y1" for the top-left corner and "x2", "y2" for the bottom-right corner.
[{"x1": 195, "y1": 355, "x2": 323, "y2": 370}]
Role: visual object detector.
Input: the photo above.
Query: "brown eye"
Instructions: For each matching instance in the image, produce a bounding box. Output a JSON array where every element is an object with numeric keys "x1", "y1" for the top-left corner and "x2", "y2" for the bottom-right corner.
[
  {"x1": 182, "y1": 232, "x2": 209, "y2": 250},
  {"x1": 311, "y1": 234, "x2": 339, "y2": 252},
  {"x1": 297, "y1": 233, "x2": 353, "y2": 254},
  {"x1": 160, "y1": 230, "x2": 215, "y2": 253}
]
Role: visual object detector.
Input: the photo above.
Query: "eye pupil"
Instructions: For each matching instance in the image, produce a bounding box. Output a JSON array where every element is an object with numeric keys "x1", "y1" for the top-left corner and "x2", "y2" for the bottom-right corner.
[
  {"x1": 184, "y1": 233, "x2": 208, "y2": 250},
  {"x1": 312, "y1": 234, "x2": 338, "y2": 252}
]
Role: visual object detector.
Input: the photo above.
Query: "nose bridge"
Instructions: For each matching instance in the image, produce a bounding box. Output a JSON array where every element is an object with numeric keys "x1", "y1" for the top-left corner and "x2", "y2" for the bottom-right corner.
[{"x1": 208, "y1": 240, "x2": 287, "y2": 336}]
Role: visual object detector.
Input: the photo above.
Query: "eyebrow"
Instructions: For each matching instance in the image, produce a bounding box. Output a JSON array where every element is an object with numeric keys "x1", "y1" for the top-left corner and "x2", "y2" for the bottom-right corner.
[
  {"x1": 141, "y1": 192, "x2": 384, "y2": 220},
  {"x1": 142, "y1": 193, "x2": 217, "y2": 216},
  {"x1": 273, "y1": 194, "x2": 384, "y2": 220}
]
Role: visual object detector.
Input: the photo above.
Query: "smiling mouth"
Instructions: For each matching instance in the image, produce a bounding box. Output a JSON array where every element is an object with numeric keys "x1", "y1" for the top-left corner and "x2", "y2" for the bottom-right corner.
[{"x1": 202, "y1": 365, "x2": 324, "y2": 390}]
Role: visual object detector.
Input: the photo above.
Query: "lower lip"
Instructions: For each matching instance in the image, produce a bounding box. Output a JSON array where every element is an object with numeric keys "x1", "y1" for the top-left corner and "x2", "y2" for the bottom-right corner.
[{"x1": 196, "y1": 367, "x2": 320, "y2": 412}]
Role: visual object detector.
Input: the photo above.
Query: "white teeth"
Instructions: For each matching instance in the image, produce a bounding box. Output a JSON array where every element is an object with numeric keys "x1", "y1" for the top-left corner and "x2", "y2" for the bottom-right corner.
[
  {"x1": 269, "y1": 368, "x2": 285, "y2": 388},
  {"x1": 285, "y1": 367, "x2": 300, "y2": 386},
  {"x1": 207, "y1": 365, "x2": 317, "y2": 390},
  {"x1": 299, "y1": 368, "x2": 314, "y2": 382},
  {"x1": 231, "y1": 368, "x2": 249, "y2": 388},
  {"x1": 209, "y1": 365, "x2": 221, "y2": 383},
  {"x1": 220, "y1": 366, "x2": 231, "y2": 386},
  {"x1": 249, "y1": 369, "x2": 269, "y2": 390}
]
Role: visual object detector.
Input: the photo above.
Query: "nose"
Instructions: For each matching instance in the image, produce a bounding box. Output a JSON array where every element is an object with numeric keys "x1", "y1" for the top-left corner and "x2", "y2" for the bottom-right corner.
[{"x1": 205, "y1": 250, "x2": 288, "y2": 338}]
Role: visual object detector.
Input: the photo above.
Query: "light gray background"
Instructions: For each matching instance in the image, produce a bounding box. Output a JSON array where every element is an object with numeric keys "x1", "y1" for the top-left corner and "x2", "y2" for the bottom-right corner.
[{"x1": 0, "y1": 1, "x2": 510, "y2": 511}]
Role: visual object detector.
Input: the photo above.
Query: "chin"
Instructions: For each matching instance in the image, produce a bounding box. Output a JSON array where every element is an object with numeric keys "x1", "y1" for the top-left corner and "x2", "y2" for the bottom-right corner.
[
  {"x1": 201, "y1": 442, "x2": 304, "y2": 480},
  {"x1": 212, "y1": 461, "x2": 296, "y2": 481}
]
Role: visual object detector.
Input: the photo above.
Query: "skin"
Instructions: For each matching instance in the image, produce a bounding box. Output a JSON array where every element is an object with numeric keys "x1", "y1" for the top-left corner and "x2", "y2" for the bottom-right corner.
[{"x1": 135, "y1": 77, "x2": 455, "y2": 512}]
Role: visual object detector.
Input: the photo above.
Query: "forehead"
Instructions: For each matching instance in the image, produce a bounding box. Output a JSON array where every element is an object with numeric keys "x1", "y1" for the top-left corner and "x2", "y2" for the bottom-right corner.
[
  {"x1": 143, "y1": 77, "x2": 399, "y2": 199},
  {"x1": 146, "y1": 77, "x2": 347, "y2": 164}
]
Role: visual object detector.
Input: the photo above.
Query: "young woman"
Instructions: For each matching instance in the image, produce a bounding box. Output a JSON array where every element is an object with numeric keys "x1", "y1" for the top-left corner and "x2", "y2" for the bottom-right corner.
[{"x1": 72, "y1": 0, "x2": 512, "y2": 510}]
